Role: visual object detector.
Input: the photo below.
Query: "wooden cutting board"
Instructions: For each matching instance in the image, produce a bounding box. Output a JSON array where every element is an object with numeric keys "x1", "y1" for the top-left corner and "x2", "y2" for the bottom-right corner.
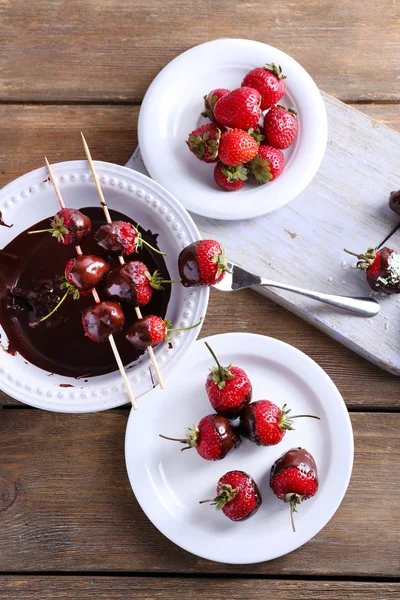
[{"x1": 127, "y1": 92, "x2": 400, "y2": 375}]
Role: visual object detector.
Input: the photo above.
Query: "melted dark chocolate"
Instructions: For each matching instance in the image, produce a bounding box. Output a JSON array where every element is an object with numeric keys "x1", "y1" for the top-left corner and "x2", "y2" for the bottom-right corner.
[
  {"x1": 211, "y1": 415, "x2": 241, "y2": 458},
  {"x1": 0, "y1": 207, "x2": 171, "y2": 377},
  {"x1": 238, "y1": 403, "x2": 258, "y2": 443},
  {"x1": 270, "y1": 448, "x2": 318, "y2": 483},
  {"x1": 389, "y1": 190, "x2": 400, "y2": 216},
  {"x1": 0, "y1": 211, "x2": 13, "y2": 228},
  {"x1": 178, "y1": 241, "x2": 201, "y2": 287},
  {"x1": 67, "y1": 255, "x2": 110, "y2": 291}
]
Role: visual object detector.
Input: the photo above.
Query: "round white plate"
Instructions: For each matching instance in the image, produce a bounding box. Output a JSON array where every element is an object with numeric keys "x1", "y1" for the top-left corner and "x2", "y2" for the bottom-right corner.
[
  {"x1": 0, "y1": 161, "x2": 209, "y2": 412},
  {"x1": 125, "y1": 332, "x2": 353, "y2": 564},
  {"x1": 138, "y1": 38, "x2": 328, "y2": 220}
]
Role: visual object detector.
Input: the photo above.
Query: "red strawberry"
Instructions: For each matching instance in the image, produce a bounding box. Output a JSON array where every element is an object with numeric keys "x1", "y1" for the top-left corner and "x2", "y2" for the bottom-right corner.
[
  {"x1": 178, "y1": 240, "x2": 230, "y2": 287},
  {"x1": 242, "y1": 64, "x2": 286, "y2": 110},
  {"x1": 186, "y1": 123, "x2": 223, "y2": 163},
  {"x1": 239, "y1": 400, "x2": 320, "y2": 446},
  {"x1": 82, "y1": 301, "x2": 125, "y2": 343},
  {"x1": 159, "y1": 414, "x2": 241, "y2": 461},
  {"x1": 214, "y1": 162, "x2": 248, "y2": 192},
  {"x1": 248, "y1": 123, "x2": 265, "y2": 144},
  {"x1": 248, "y1": 145, "x2": 284, "y2": 184},
  {"x1": 202, "y1": 88, "x2": 230, "y2": 122},
  {"x1": 65, "y1": 255, "x2": 109, "y2": 293},
  {"x1": 389, "y1": 190, "x2": 400, "y2": 215},
  {"x1": 95, "y1": 221, "x2": 165, "y2": 257},
  {"x1": 104, "y1": 261, "x2": 175, "y2": 307},
  {"x1": 28, "y1": 208, "x2": 91, "y2": 246},
  {"x1": 204, "y1": 342, "x2": 252, "y2": 418},
  {"x1": 213, "y1": 87, "x2": 261, "y2": 130},
  {"x1": 126, "y1": 315, "x2": 202, "y2": 349},
  {"x1": 270, "y1": 447, "x2": 319, "y2": 532},
  {"x1": 344, "y1": 246, "x2": 400, "y2": 293},
  {"x1": 264, "y1": 105, "x2": 298, "y2": 149},
  {"x1": 200, "y1": 470, "x2": 262, "y2": 521},
  {"x1": 218, "y1": 129, "x2": 259, "y2": 167}
]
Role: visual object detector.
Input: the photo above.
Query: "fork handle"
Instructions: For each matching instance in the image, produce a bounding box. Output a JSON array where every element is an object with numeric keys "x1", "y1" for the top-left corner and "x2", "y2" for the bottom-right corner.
[{"x1": 259, "y1": 279, "x2": 380, "y2": 317}]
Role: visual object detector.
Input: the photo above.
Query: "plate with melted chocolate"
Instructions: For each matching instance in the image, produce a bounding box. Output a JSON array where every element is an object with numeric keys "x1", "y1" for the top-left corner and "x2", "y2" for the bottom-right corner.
[
  {"x1": 0, "y1": 161, "x2": 209, "y2": 411},
  {"x1": 125, "y1": 332, "x2": 353, "y2": 563}
]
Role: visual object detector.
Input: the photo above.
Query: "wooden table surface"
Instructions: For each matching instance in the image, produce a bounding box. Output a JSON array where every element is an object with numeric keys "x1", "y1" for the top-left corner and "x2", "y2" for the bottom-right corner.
[{"x1": 0, "y1": 1, "x2": 399, "y2": 598}]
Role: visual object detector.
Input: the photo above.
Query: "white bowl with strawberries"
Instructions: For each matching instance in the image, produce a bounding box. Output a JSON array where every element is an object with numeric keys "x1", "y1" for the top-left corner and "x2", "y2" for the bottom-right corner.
[{"x1": 138, "y1": 38, "x2": 327, "y2": 220}]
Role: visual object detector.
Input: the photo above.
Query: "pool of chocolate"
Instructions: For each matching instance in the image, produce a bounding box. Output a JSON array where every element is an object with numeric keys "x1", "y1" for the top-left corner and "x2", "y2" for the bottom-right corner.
[{"x1": 0, "y1": 207, "x2": 171, "y2": 378}]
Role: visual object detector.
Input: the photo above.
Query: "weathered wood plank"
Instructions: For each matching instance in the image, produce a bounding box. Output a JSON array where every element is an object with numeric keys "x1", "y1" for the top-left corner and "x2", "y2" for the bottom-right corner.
[
  {"x1": 0, "y1": 577, "x2": 398, "y2": 599},
  {"x1": 0, "y1": 1, "x2": 399, "y2": 102},
  {"x1": 0, "y1": 410, "x2": 398, "y2": 576}
]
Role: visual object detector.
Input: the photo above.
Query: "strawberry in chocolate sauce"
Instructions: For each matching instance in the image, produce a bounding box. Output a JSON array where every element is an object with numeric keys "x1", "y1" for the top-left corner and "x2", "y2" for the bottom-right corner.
[
  {"x1": 125, "y1": 315, "x2": 202, "y2": 349},
  {"x1": 95, "y1": 221, "x2": 165, "y2": 257},
  {"x1": 82, "y1": 301, "x2": 125, "y2": 342},
  {"x1": 28, "y1": 208, "x2": 91, "y2": 246}
]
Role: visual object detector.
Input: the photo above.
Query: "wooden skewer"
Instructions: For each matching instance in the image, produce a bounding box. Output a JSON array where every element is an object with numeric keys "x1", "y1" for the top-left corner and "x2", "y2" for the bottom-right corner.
[
  {"x1": 80, "y1": 134, "x2": 165, "y2": 390},
  {"x1": 44, "y1": 157, "x2": 138, "y2": 410}
]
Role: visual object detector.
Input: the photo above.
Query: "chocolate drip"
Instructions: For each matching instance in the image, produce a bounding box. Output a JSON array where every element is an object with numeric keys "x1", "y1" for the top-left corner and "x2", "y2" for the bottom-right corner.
[{"x1": 270, "y1": 447, "x2": 318, "y2": 483}]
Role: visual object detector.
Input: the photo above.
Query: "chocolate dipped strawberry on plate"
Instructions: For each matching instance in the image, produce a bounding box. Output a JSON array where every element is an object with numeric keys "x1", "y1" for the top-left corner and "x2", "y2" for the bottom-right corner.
[{"x1": 200, "y1": 470, "x2": 262, "y2": 521}]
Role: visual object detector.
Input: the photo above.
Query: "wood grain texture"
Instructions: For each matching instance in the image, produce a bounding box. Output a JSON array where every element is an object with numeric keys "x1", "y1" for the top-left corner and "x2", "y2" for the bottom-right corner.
[
  {"x1": 0, "y1": 1, "x2": 399, "y2": 102},
  {"x1": 0, "y1": 410, "x2": 398, "y2": 576},
  {"x1": 1, "y1": 103, "x2": 400, "y2": 406},
  {"x1": 0, "y1": 577, "x2": 398, "y2": 599}
]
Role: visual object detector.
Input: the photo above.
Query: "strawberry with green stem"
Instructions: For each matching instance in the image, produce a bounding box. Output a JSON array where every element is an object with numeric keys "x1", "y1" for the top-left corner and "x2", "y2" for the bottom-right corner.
[
  {"x1": 344, "y1": 246, "x2": 400, "y2": 293},
  {"x1": 126, "y1": 315, "x2": 203, "y2": 349},
  {"x1": 28, "y1": 208, "x2": 92, "y2": 246},
  {"x1": 201, "y1": 88, "x2": 230, "y2": 122},
  {"x1": 95, "y1": 221, "x2": 166, "y2": 257},
  {"x1": 214, "y1": 162, "x2": 248, "y2": 192},
  {"x1": 249, "y1": 146, "x2": 285, "y2": 183},
  {"x1": 178, "y1": 240, "x2": 231, "y2": 287},
  {"x1": 200, "y1": 470, "x2": 262, "y2": 521},
  {"x1": 186, "y1": 123, "x2": 223, "y2": 163}
]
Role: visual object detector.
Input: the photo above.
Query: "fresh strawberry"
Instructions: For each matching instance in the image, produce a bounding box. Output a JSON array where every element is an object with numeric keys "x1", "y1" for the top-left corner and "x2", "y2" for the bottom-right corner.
[
  {"x1": 248, "y1": 123, "x2": 265, "y2": 144},
  {"x1": 213, "y1": 87, "x2": 261, "y2": 130},
  {"x1": 126, "y1": 315, "x2": 202, "y2": 349},
  {"x1": 218, "y1": 129, "x2": 259, "y2": 167},
  {"x1": 200, "y1": 470, "x2": 262, "y2": 521},
  {"x1": 178, "y1": 239, "x2": 230, "y2": 287},
  {"x1": 186, "y1": 123, "x2": 223, "y2": 163},
  {"x1": 28, "y1": 208, "x2": 91, "y2": 246},
  {"x1": 242, "y1": 63, "x2": 286, "y2": 110},
  {"x1": 345, "y1": 246, "x2": 400, "y2": 293},
  {"x1": 104, "y1": 261, "x2": 176, "y2": 307},
  {"x1": 264, "y1": 105, "x2": 298, "y2": 149},
  {"x1": 239, "y1": 400, "x2": 320, "y2": 446},
  {"x1": 202, "y1": 88, "x2": 230, "y2": 122},
  {"x1": 214, "y1": 162, "x2": 248, "y2": 192},
  {"x1": 389, "y1": 190, "x2": 400, "y2": 215},
  {"x1": 204, "y1": 342, "x2": 252, "y2": 418},
  {"x1": 270, "y1": 447, "x2": 319, "y2": 532},
  {"x1": 248, "y1": 145, "x2": 285, "y2": 183},
  {"x1": 82, "y1": 301, "x2": 125, "y2": 343},
  {"x1": 95, "y1": 221, "x2": 165, "y2": 257},
  {"x1": 159, "y1": 414, "x2": 241, "y2": 461},
  {"x1": 65, "y1": 255, "x2": 109, "y2": 293}
]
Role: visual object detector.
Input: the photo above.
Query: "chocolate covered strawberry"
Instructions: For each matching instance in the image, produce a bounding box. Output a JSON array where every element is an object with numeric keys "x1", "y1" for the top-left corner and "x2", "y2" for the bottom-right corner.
[
  {"x1": 28, "y1": 208, "x2": 91, "y2": 246},
  {"x1": 264, "y1": 105, "x2": 298, "y2": 149},
  {"x1": 126, "y1": 315, "x2": 202, "y2": 349},
  {"x1": 239, "y1": 400, "x2": 320, "y2": 446},
  {"x1": 201, "y1": 88, "x2": 230, "y2": 122},
  {"x1": 214, "y1": 87, "x2": 261, "y2": 130},
  {"x1": 82, "y1": 301, "x2": 125, "y2": 342},
  {"x1": 200, "y1": 470, "x2": 262, "y2": 521},
  {"x1": 95, "y1": 221, "x2": 165, "y2": 257},
  {"x1": 186, "y1": 123, "x2": 223, "y2": 163},
  {"x1": 242, "y1": 63, "x2": 286, "y2": 110},
  {"x1": 249, "y1": 145, "x2": 285, "y2": 183},
  {"x1": 178, "y1": 240, "x2": 230, "y2": 287},
  {"x1": 205, "y1": 342, "x2": 252, "y2": 418},
  {"x1": 344, "y1": 246, "x2": 400, "y2": 293},
  {"x1": 218, "y1": 129, "x2": 259, "y2": 167},
  {"x1": 104, "y1": 261, "x2": 177, "y2": 307},
  {"x1": 389, "y1": 190, "x2": 400, "y2": 215},
  {"x1": 159, "y1": 414, "x2": 241, "y2": 461},
  {"x1": 270, "y1": 447, "x2": 319, "y2": 532},
  {"x1": 214, "y1": 162, "x2": 248, "y2": 192}
]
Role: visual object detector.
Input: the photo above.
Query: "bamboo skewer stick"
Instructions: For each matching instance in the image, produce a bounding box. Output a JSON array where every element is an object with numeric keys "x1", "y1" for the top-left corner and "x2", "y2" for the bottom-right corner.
[
  {"x1": 44, "y1": 157, "x2": 138, "y2": 410},
  {"x1": 80, "y1": 134, "x2": 165, "y2": 390}
]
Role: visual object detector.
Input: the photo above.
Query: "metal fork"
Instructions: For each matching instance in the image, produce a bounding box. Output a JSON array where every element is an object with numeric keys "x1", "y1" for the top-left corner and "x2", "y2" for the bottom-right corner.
[{"x1": 212, "y1": 261, "x2": 380, "y2": 317}]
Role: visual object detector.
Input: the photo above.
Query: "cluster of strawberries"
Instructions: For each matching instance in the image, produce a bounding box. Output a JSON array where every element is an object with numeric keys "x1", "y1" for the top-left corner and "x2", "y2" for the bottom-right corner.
[
  {"x1": 160, "y1": 342, "x2": 320, "y2": 531},
  {"x1": 186, "y1": 63, "x2": 298, "y2": 191}
]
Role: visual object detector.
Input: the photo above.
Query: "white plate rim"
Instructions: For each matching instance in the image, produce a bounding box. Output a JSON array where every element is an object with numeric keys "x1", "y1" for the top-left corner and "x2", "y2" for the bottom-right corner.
[
  {"x1": 0, "y1": 160, "x2": 209, "y2": 412},
  {"x1": 138, "y1": 38, "x2": 328, "y2": 220},
  {"x1": 125, "y1": 332, "x2": 354, "y2": 564}
]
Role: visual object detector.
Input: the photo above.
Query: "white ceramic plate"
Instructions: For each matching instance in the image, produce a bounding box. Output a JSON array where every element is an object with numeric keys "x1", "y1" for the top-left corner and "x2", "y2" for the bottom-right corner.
[
  {"x1": 125, "y1": 332, "x2": 353, "y2": 564},
  {"x1": 0, "y1": 161, "x2": 209, "y2": 412},
  {"x1": 138, "y1": 38, "x2": 328, "y2": 220}
]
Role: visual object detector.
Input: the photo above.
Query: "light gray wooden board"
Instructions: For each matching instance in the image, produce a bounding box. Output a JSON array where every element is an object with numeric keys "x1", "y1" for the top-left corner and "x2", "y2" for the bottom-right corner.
[{"x1": 127, "y1": 92, "x2": 400, "y2": 375}]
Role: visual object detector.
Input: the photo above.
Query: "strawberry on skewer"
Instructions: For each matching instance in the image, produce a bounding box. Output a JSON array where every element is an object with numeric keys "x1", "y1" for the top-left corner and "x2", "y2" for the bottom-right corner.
[
  {"x1": 200, "y1": 470, "x2": 262, "y2": 521},
  {"x1": 28, "y1": 208, "x2": 92, "y2": 246},
  {"x1": 82, "y1": 301, "x2": 125, "y2": 342},
  {"x1": 159, "y1": 414, "x2": 241, "y2": 461},
  {"x1": 95, "y1": 221, "x2": 165, "y2": 257},
  {"x1": 126, "y1": 315, "x2": 203, "y2": 349}
]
